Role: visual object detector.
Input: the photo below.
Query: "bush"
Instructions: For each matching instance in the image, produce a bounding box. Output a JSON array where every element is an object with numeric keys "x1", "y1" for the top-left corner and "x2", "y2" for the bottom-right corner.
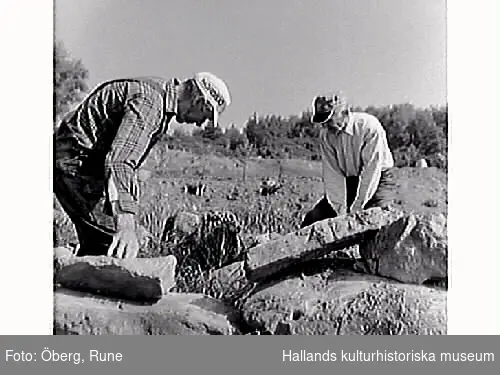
[{"x1": 136, "y1": 210, "x2": 248, "y2": 299}]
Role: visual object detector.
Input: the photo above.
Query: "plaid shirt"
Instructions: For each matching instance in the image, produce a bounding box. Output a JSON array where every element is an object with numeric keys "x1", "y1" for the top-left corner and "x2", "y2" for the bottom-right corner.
[{"x1": 54, "y1": 77, "x2": 179, "y2": 215}]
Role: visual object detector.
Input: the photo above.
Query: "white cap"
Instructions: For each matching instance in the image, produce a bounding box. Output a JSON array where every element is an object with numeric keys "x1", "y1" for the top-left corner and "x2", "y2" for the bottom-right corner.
[{"x1": 193, "y1": 72, "x2": 231, "y2": 127}]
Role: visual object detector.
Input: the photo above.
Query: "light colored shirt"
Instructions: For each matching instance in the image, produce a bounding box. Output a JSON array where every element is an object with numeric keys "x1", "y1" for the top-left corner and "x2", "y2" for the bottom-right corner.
[{"x1": 320, "y1": 112, "x2": 394, "y2": 214}]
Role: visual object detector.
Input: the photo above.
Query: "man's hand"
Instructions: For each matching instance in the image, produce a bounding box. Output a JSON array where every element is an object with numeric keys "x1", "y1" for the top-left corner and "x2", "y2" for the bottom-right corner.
[
  {"x1": 330, "y1": 201, "x2": 347, "y2": 216},
  {"x1": 349, "y1": 202, "x2": 364, "y2": 214},
  {"x1": 107, "y1": 210, "x2": 139, "y2": 259},
  {"x1": 107, "y1": 228, "x2": 139, "y2": 259}
]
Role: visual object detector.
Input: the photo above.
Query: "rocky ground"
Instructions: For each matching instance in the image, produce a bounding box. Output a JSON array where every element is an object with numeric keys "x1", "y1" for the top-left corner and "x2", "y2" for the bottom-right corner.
[
  {"x1": 53, "y1": 150, "x2": 448, "y2": 335},
  {"x1": 54, "y1": 207, "x2": 447, "y2": 335}
]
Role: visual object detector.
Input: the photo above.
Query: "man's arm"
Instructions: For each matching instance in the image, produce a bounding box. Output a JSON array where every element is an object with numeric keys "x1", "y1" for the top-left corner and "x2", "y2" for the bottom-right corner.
[
  {"x1": 105, "y1": 90, "x2": 163, "y2": 258},
  {"x1": 105, "y1": 93, "x2": 163, "y2": 214},
  {"x1": 350, "y1": 129, "x2": 386, "y2": 212},
  {"x1": 321, "y1": 140, "x2": 347, "y2": 215}
]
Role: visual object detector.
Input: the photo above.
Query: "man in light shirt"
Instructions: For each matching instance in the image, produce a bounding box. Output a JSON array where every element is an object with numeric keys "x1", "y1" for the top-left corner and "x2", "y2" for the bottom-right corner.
[{"x1": 300, "y1": 92, "x2": 395, "y2": 228}]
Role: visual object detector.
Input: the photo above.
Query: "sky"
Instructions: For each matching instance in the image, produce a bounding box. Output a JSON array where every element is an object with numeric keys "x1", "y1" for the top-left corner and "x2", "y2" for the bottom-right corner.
[{"x1": 54, "y1": 0, "x2": 447, "y2": 128}]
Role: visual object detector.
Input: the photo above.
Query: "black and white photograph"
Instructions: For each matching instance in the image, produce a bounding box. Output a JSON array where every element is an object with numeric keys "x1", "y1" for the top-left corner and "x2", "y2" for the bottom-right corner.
[{"x1": 52, "y1": 0, "x2": 449, "y2": 335}]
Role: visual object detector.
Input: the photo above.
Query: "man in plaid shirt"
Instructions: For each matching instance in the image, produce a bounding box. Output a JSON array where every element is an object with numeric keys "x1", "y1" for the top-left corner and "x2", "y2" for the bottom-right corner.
[{"x1": 54, "y1": 72, "x2": 231, "y2": 258}]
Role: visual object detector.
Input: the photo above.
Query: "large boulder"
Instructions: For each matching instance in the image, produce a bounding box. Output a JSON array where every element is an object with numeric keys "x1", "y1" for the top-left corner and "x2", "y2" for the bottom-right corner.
[
  {"x1": 360, "y1": 212, "x2": 447, "y2": 284},
  {"x1": 246, "y1": 207, "x2": 404, "y2": 281},
  {"x1": 54, "y1": 288, "x2": 241, "y2": 335},
  {"x1": 242, "y1": 269, "x2": 446, "y2": 335},
  {"x1": 54, "y1": 253, "x2": 177, "y2": 302}
]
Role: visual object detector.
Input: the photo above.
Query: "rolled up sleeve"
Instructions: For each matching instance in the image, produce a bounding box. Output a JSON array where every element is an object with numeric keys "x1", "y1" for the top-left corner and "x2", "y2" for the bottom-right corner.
[
  {"x1": 351, "y1": 130, "x2": 385, "y2": 211},
  {"x1": 321, "y1": 141, "x2": 347, "y2": 214},
  {"x1": 105, "y1": 93, "x2": 163, "y2": 215}
]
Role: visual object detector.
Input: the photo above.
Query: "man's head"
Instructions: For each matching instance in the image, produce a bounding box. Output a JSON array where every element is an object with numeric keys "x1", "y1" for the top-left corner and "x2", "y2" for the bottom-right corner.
[
  {"x1": 311, "y1": 92, "x2": 350, "y2": 132},
  {"x1": 176, "y1": 72, "x2": 231, "y2": 127}
]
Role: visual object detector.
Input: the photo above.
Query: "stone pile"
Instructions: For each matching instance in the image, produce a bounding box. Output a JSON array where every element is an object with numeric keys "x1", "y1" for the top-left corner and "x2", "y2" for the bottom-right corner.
[
  {"x1": 54, "y1": 207, "x2": 448, "y2": 335},
  {"x1": 54, "y1": 249, "x2": 242, "y2": 335}
]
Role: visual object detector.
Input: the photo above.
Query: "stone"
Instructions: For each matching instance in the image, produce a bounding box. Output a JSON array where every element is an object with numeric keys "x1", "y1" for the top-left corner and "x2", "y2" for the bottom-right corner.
[
  {"x1": 171, "y1": 212, "x2": 201, "y2": 235},
  {"x1": 246, "y1": 207, "x2": 404, "y2": 281},
  {"x1": 203, "y1": 261, "x2": 254, "y2": 301},
  {"x1": 416, "y1": 159, "x2": 428, "y2": 168},
  {"x1": 253, "y1": 232, "x2": 283, "y2": 246},
  {"x1": 136, "y1": 224, "x2": 153, "y2": 249},
  {"x1": 254, "y1": 233, "x2": 271, "y2": 245},
  {"x1": 54, "y1": 288, "x2": 241, "y2": 335},
  {"x1": 242, "y1": 269, "x2": 446, "y2": 335},
  {"x1": 360, "y1": 212, "x2": 447, "y2": 284},
  {"x1": 54, "y1": 246, "x2": 75, "y2": 275},
  {"x1": 55, "y1": 255, "x2": 177, "y2": 302}
]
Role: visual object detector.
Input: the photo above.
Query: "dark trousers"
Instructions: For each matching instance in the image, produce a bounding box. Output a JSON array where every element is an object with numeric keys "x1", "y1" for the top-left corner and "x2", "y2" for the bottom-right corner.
[
  {"x1": 300, "y1": 169, "x2": 396, "y2": 228},
  {"x1": 54, "y1": 165, "x2": 117, "y2": 256}
]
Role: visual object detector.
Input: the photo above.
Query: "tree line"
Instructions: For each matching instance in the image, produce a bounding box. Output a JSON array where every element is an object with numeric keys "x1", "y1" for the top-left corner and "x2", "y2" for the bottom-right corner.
[
  {"x1": 54, "y1": 41, "x2": 447, "y2": 170},
  {"x1": 162, "y1": 103, "x2": 447, "y2": 170}
]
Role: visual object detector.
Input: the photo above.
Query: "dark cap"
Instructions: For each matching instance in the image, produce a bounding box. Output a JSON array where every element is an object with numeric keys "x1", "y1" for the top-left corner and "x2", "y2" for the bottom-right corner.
[{"x1": 311, "y1": 92, "x2": 347, "y2": 123}]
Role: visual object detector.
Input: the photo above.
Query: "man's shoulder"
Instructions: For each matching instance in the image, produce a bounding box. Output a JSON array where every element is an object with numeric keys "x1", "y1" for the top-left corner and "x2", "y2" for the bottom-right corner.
[
  {"x1": 351, "y1": 112, "x2": 385, "y2": 133},
  {"x1": 131, "y1": 76, "x2": 175, "y2": 88},
  {"x1": 351, "y1": 111, "x2": 382, "y2": 125},
  {"x1": 99, "y1": 77, "x2": 172, "y2": 94},
  {"x1": 107, "y1": 77, "x2": 174, "y2": 106},
  {"x1": 125, "y1": 77, "x2": 167, "y2": 91}
]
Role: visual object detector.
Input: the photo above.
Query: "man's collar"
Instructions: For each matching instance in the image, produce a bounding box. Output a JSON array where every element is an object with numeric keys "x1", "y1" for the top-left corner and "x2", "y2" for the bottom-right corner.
[
  {"x1": 324, "y1": 114, "x2": 354, "y2": 136},
  {"x1": 165, "y1": 78, "x2": 180, "y2": 113},
  {"x1": 342, "y1": 114, "x2": 354, "y2": 135}
]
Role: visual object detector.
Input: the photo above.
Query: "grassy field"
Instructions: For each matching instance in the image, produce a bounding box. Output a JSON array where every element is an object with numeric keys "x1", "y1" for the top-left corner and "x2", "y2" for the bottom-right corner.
[
  {"x1": 55, "y1": 149, "x2": 448, "y2": 246},
  {"x1": 141, "y1": 149, "x2": 446, "y2": 219},
  {"x1": 53, "y1": 149, "x2": 447, "y2": 295}
]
